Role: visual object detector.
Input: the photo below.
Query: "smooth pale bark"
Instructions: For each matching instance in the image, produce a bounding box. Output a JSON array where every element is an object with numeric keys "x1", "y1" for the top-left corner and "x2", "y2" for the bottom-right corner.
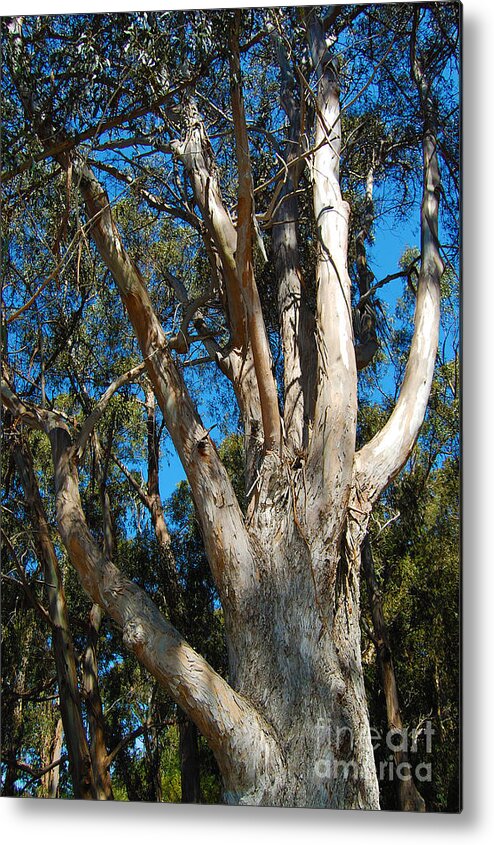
[
  {"x1": 354, "y1": 25, "x2": 443, "y2": 502},
  {"x1": 305, "y1": 14, "x2": 358, "y2": 543}
]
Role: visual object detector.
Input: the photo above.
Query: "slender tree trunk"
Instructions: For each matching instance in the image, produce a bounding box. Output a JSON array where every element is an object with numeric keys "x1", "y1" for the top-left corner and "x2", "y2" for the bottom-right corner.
[
  {"x1": 143, "y1": 696, "x2": 163, "y2": 803},
  {"x1": 362, "y1": 537, "x2": 426, "y2": 812},
  {"x1": 81, "y1": 604, "x2": 114, "y2": 799},
  {"x1": 179, "y1": 718, "x2": 201, "y2": 804},
  {"x1": 144, "y1": 388, "x2": 182, "y2": 615},
  {"x1": 41, "y1": 717, "x2": 63, "y2": 799},
  {"x1": 12, "y1": 438, "x2": 97, "y2": 799}
]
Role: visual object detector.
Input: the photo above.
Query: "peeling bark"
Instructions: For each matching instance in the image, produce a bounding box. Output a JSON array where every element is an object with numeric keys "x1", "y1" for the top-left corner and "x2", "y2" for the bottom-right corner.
[{"x1": 271, "y1": 25, "x2": 316, "y2": 454}]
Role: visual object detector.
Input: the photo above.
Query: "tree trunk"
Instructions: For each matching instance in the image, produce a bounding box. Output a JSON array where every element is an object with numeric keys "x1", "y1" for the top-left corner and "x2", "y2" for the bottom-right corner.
[
  {"x1": 221, "y1": 548, "x2": 378, "y2": 807},
  {"x1": 362, "y1": 537, "x2": 426, "y2": 812},
  {"x1": 81, "y1": 604, "x2": 114, "y2": 799},
  {"x1": 1, "y1": 628, "x2": 32, "y2": 796},
  {"x1": 12, "y1": 437, "x2": 97, "y2": 800},
  {"x1": 41, "y1": 717, "x2": 63, "y2": 799},
  {"x1": 213, "y1": 457, "x2": 379, "y2": 808},
  {"x1": 2, "y1": 7, "x2": 445, "y2": 811},
  {"x1": 179, "y1": 718, "x2": 201, "y2": 804}
]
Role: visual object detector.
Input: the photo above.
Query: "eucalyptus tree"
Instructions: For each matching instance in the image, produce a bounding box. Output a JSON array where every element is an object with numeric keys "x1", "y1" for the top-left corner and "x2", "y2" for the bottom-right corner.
[{"x1": 1, "y1": 4, "x2": 460, "y2": 809}]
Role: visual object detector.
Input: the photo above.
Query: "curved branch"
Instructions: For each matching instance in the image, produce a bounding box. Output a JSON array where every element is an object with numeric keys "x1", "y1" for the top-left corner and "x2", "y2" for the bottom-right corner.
[
  {"x1": 48, "y1": 422, "x2": 283, "y2": 798},
  {"x1": 16, "y1": 756, "x2": 68, "y2": 780},
  {"x1": 354, "y1": 20, "x2": 444, "y2": 503},
  {"x1": 73, "y1": 361, "x2": 146, "y2": 461}
]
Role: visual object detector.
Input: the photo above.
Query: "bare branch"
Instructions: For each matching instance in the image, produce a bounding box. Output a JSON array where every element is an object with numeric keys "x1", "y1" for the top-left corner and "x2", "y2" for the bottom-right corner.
[
  {"x1": 229, "y1": 14, "x2": 282, "y2": 452},
  {"x1": 354, "y1": 14, "x2": 444, "y2": 502},
  {"x1": 16, "y1": 756, "x2": 68, "y2": 780},
  {"x1": 73, "y1": 361, "x2": 147, "y2": 462},
  {"x1": 304, "y1": 10, "x2": 357, "y2": 529},
  {"x1": 89, "y1": 158, "x2": 201, "y2": 230},
  {"x1": 1, "y1": 528, "x2": 53, "y2": 628}
]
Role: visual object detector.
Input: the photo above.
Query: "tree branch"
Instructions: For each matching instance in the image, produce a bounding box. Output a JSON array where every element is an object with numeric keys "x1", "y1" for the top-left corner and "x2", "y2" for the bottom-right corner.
[
  {"x1": 304, "y1": 10, "x2": 357, "y2": 530},
  {"x1": 73, "y1": 360, "x2": 147, "y2": 462},
  {"x1": 48, "y1": 421, "x2": 282, "y2": 796},
  {"x1": 16, "y1": 756, "x2": 68, "y2": 780},
  {"x1": 170, "y1": 100, "x2": 247, "y2": 349},
  {"x1": 89, "y1": 157, "x2": 201, "y2": 231},
  {"x1": 354, "y1": 164, "x2": 379, "y2": 371},
  {"x1": 354, "y1": 14, "x2": 444, "y2": 502},
  {"x1": 169, "y1": 101, "x2": 265, "y2": 486},
  {"x1": 229, "y1": 14, "x2": 281, "y2": 452},
  {"x1": 10, "y1": 433, "x2": 97, "y2": 799},
  {"x1": 1, "y1": 528, "x2": 53, "y2": 629},
  {"x1": 271, "y1": 19, "x2": 316, "y2": 454}
]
